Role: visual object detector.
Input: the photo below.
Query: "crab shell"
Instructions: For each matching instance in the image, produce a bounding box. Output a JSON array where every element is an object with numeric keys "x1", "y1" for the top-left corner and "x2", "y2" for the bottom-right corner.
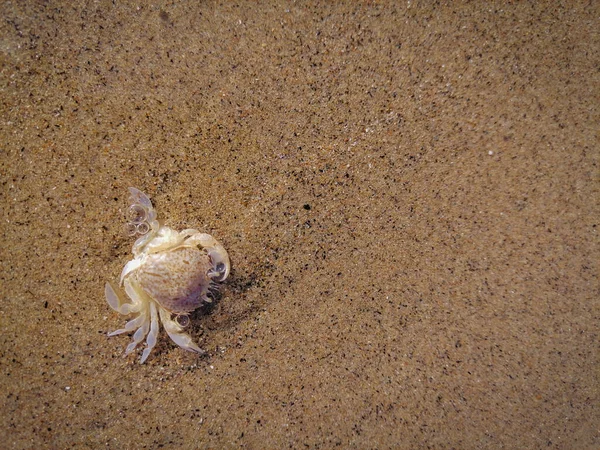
[
  {"x1": 105, "y1": 188, "x2": 230, "y2": 363},
  {"x1": 137, "y1": 246, "x2": 216, "y2": 314}
]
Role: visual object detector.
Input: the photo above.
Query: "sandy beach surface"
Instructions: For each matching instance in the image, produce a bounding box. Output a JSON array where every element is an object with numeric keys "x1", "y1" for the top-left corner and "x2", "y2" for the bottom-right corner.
[{"x1": 1, "y1": 2, "x2": 598, "y2": 448}]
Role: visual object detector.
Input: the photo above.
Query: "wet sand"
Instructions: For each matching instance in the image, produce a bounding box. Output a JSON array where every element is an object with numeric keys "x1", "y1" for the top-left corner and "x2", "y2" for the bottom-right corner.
[{"x1": 1, "y1": 2, "x2": 598, "y2": 448}]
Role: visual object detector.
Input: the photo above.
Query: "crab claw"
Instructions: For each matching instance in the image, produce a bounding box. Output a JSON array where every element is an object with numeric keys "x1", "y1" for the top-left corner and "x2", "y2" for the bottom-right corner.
[
  {"x1": 127, "y1": 187, "x2": 160, "y2": 235},
  {"x1": 185, "y1": 233, "x2": 231, "y2": 282},
  {"x1": 158, "y1": 307, "x2": 206, "y2": 355}
]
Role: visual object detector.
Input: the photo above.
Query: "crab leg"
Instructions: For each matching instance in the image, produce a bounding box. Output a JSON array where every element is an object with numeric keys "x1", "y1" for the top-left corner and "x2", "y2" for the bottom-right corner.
[
  {"x1": 128, "y1": 187, "x2": 158, "y2": 228},
  {"x1": 117, "y1": 278, "x2": 152, "y2": 358},
  {"x1": 158, "y1": 307, "x2": 205, "y2": 355},
  {"x1": 119, "y1": 259, "x2": 144, "y2": 284},
  {"x1": 105, "y1": 281, "x2": 142, "y2": 315},
  {"x1": 107, "y1": 313, "x2": 146, "y2": 337},
  {"x1": 140, "y1": 301, "x2": 159, "y2": 364},
  {"x1": 124, "y1": 314, "x2": 150, "y2": 356},
  {"x1": 184, "y1": 233, "x2": 231, "y2": 282}
]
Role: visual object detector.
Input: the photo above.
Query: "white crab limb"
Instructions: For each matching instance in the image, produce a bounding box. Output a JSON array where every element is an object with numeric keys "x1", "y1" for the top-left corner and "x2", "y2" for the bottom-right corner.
[
  {"x1": 123, "y1": 278, "x2": 145, "y2": 310},
  {"x1": 136, "y1": 226, "x2": 182, "y2": 255},
  {"x1": 140, "y1": 302, "x2": 159, "y2": 364},
  {"x1": 119, "y1": 259, "x2": 144, "y2": 284},
  {"x1": 158, "y1": 307, "x2": 205, "y2": 354},
  {"x1": 183, "y1": 232, "x2": 219, "y2": 248},
  {"x1": 128, "y1": 187, "x2": 158, "y2": 226},
  {"x1": 128, "y1": 187, "x2": 153, "y2": 209},
  {"x1": 107, "y1": 313, "x2": 147, "y2": 336},
  {"x1": 131, "y1": 231, "x2": 158, "y2": 256},
  {"x1": 105, "y1": 281, "x2": 142, "y2": 315},
  {"x1": 124, "y1": 316, "x2": 150, "y2": 356},
  {"x1": 117, "y1": 278, "x2": 152, "y2": 358},
  {"x1": 184, "y1": 233, "x2": 231, "y2": 281},
  {"x1": 105, "y1": 282, "x2": 123, "y2": 312},
  {"x1": 127, "y1": 187, "x2": 161, "y2": 256},
  {"x1": 179, "y1": 229, "x2": 200, "y2": 239}
]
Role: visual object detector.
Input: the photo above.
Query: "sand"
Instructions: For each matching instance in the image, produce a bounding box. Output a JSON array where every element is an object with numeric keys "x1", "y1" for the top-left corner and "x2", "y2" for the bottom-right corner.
[{"x1": 1, "y1": 1, "x2": 598, "y2": 448}]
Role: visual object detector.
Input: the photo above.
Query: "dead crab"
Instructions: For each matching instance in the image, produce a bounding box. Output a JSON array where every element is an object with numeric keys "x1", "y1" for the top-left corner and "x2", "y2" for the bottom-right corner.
[{"x1": 105, "y1": 188, "x2": 230, "y2": 363}]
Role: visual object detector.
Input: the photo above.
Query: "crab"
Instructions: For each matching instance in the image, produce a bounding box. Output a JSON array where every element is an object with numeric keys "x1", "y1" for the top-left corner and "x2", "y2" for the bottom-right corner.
[{"x1": 105, "y1": 187, "x2": 230, "y2": 363}]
